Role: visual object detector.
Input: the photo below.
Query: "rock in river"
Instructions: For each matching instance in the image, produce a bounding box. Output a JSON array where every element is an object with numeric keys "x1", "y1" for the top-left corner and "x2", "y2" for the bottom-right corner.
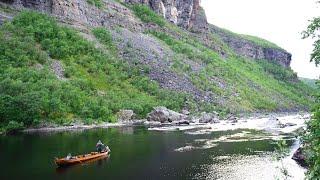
[
  {"x1": 172, "y1": 120, "x2": 190, "y2": 126},
  {"x1": 147, "y1": 107, "x2": 187, "y2": 123},
  {"x1": 117, "y1": 110, "x2": 135, "y2": 122},
  {"x1": 199, "y1": 112, "x2": 220, "y2": 123},
  {"x1": 292, "y1": 147, "x2": 308, "y2": 167}
]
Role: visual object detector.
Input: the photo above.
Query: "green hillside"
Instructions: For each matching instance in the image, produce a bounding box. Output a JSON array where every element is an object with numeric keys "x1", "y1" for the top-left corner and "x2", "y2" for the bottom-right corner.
[
  {"x1": 0, "y1": 8, "x2": 315, "y2": 132},
  {"x1": 148, "y1": 29, "x2": 312, "y2": 112},
  {"x1": 0, "y1": 11, "x2": 186, "y2": 131}
]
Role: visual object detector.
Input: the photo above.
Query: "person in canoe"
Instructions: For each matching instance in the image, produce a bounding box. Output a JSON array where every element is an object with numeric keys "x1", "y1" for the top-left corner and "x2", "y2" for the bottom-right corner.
[
  {"x1": 96, "y1": 140, "x2": 110, "y2": 153},
  {"x1": 64, "y1": 153, "x2": 77, "y2": 160}
]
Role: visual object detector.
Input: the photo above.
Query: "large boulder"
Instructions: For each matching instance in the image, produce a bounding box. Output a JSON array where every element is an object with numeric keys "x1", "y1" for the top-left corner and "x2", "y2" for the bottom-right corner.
[
  {"x1": 292, "y1": 147, "x2": 308, "y2": 167},
  {"x1": 226, "y1": 114, "x2": 238, "y2": 123},
  {"x1": 147, "y1": 107, "x2": 187, "y2": 123},
  {"x1": 199, "y1": 112, "x2": 220, "y2": 123},
  {"x1": 172, "y1": 120, "x2": 190, "y2": 126},
  {"x1": 117, "y1": 110, "x2": 135, "y2": 122},
  {"x1": 181, "y1": 109, "x2": 190, "y2": 115}
]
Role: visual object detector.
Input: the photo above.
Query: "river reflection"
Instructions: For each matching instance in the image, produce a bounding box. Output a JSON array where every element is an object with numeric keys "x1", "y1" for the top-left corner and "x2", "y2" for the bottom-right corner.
[
  {"x1": 55, "y1": 155, "x2": 110, "y2": 174},
  {"x1": 0, "y1": 126, "x2": 305, "y2": 180}
]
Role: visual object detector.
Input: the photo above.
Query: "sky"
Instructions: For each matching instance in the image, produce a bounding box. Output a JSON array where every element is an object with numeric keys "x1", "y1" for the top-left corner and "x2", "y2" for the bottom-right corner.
[{"x1": 201, "y1": 0, "x2": 320, "y2": 79}]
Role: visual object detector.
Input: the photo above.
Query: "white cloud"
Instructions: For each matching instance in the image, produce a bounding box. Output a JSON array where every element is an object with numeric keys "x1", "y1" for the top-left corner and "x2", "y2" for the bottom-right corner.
[{"x1": 201, "y1": 0, "x2": 320, "y2": 79}]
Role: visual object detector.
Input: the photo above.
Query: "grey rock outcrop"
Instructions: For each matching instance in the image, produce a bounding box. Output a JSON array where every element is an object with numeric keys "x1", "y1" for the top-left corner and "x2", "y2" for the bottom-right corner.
[
  {"x1": 188, "y1": 0, "x2": 207, "y2": 32},
  {"x1": 10, "y1": 0, "x2": 53, "y2": 12},
  {"x1": 0, "y1": 12, "x2": 13, "y2": 25},
  {"x1": 117, "y1": 110, "x2": 135, "y2": 122},
  {"x1": 125, "y1": 0, "x2": 208, "y2": 31},
  {"x1": 210, "y1": 25, "x2": 292, "y2": 68},
  {"x1": 172, "y1": 120, "x2": 190, "y2": 125},
  {"x1": 50, "y1": 60, "x2": 65, "y2": 80},
  {"x1": 199, "y1": 112, "x2": 220, "y2": 123},
  {"x1": 147, "y1": 106, "x2": 187, "y2": 123},
  {"x1": 227, "y1": 115, "x2": 238, "y2": 123},
  {"x1": 3, "y1": 0, "x2": 142, "y2": 31},
  {"x1": 181, "y1": 109, "x2": 190, "y2": 115},
  {"x1": 0, "y1": 14, "x2": 6, "y2": 25},
  {"x1": 112, "y1": 28, "x2": 208, "y2": 101},
  {"x1": 292, "y1": 147, "x2": 308, "y2": 167}
]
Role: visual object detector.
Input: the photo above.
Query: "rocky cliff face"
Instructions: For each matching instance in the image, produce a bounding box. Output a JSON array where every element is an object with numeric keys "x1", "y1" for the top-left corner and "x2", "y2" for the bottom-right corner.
[
  {"x1": 125, "y1": 0, "x2": 291, "y2": 67},
  {"x1": 10, "y1": 0, "x2": 53, "y2": 12},
  {"x1": 5, "y1": 0, "x2": 203, "y2": 33},
  {"x1": 210, "y1": 25, "x2": 292, "y2": 68},
  {"x1": 125, "y1": 0, "x2": 208, "y2": 31},
  {"x1": 2, "y1": 0, "x2": 143, "y2": 31},
  {"x1": 1, "y1": 0, "x2": 290, "y2": 68}
]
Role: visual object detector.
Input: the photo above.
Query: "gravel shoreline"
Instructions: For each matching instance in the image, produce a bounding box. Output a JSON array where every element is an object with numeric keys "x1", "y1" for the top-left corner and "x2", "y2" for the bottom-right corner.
[
  {"x1": 21, "y1": 111, "x2": 310, "y2": 134},
  {"x1": 22, "y1": 120, "x2": 147, "y2": 133}
]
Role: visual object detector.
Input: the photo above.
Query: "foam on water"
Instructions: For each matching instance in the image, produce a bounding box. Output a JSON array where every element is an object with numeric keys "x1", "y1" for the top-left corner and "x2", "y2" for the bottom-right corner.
[
  {"x1": 149, "y1": 114, "x2": 308, "y2": 135},
  {"x1": 169, "y1": 114, "x2": 309, "y2": 179}
]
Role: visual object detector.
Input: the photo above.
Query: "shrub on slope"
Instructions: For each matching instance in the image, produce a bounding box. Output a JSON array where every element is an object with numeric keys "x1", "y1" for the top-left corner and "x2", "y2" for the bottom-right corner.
[{"x1": 0, "y1": 11, "x2": 186, "y2": 130}]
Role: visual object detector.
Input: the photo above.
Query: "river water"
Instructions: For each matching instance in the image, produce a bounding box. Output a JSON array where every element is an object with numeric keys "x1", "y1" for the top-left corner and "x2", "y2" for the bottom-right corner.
[{"x1": 0, "y1": 115, "x2": 307, "y2": 180}]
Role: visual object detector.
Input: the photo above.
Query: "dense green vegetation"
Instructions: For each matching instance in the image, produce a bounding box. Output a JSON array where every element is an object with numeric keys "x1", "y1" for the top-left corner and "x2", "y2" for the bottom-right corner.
[
  {"x1": 92, "y1": 27, "x2": 115, "y2": 51},
  {"x1": 87, "y1": 0, "x2": 103, "y2": 8},
  {"x1": 304, "y1": 91, "x2": 320, "y2": 178},
  {"x1": 303, "y1": 17, "x2": 320, "y2": 66},
  {"x1": 0, "y1": 11, "x2": 186, "y2": 133},
  {"x1": 148, "y1": 31, "x2": 218, "y2": 64},
  {"x1": 256, "y1": 60, "x2": 298, "y2": 82},
  {"x1": 130, "y1": 4, "x2": 166, "y2": 27},
  {"x1": 300, "y1": 77, "x2": 317, "y2": 89},
  {"x1": 302, "y1": 15, "x2": 320, "y2": 179}
]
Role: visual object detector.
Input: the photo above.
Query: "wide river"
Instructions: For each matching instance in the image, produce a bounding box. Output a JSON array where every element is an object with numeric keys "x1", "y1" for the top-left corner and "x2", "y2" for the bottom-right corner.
[{"x1": 0, "y1": 114, "x2": 307, "y2": 180}]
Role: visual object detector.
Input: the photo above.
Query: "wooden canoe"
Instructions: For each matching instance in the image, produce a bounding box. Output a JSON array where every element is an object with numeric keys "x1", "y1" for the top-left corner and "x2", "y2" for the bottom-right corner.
[{"x1": 54, "y1": 151, "x2": 109, "y2": 167}]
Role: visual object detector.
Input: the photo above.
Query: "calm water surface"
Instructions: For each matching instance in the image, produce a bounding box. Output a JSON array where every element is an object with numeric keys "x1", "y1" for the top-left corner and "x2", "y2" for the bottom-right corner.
[{"x1": 0, "y1": 126, "x2": 304, "y2": 180}]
